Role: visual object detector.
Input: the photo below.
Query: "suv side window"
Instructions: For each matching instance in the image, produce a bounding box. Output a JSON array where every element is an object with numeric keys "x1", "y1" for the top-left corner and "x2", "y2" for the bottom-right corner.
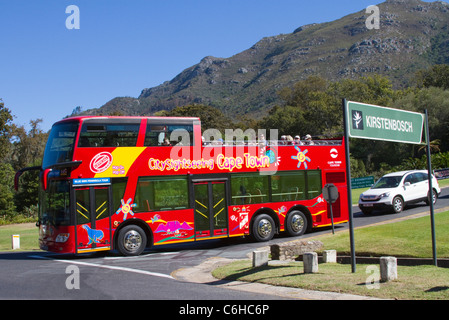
[
  {"x1": 404, "y1": 174, "x2": 413, "y2": 185},
  {"x1": 413, "y1": 173, "x2": 425, "y2": 183}
]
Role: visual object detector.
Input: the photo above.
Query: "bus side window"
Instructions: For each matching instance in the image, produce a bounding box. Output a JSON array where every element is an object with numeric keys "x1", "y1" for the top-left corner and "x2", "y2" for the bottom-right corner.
[
  {"x1": 134, "y1": 177, "x2": 189, "y2": 212},
  {"x1": 144, "y1": 124, "x2": 193, "y2": 146},
  {"x1": 144, "y1": 125, "x2": 165, "y2": 146},
  {"x1": 78, "y1": 123, "x2": 139, "y2": 147}
]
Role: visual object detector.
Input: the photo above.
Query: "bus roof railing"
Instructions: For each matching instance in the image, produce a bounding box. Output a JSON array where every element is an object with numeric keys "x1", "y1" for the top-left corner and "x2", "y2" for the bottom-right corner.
[{"x1": 202, "y1": 139, "x2": 343, "y2": 147}]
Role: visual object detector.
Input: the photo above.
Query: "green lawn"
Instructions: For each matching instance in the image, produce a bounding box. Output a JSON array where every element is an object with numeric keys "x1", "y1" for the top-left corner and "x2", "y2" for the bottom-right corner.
[
  {"x1": 318, "y1": 211, "x2": 449, "y2": 258},
  {"x1": 212, "y1": 210, "x2": 449, "y2": 300},
  {"x1": 212, "y1": 259, "x2": 449, "y2": 300},
  {"x1": 0, "y1": 223, "x2": 40, "y2": 252}
]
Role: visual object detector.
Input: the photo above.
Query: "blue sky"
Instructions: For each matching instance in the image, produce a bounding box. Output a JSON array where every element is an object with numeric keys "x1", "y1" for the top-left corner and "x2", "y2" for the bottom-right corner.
[{"x1": 0, "y1": 0, "x2": 428, "y2": 131}]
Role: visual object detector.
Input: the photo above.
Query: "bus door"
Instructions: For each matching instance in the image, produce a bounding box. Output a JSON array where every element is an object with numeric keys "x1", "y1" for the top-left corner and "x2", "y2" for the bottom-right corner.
[
  {"x1": 74, "y1": 186, "x2": 112, "y2": 253},
  {"x1": 192, "y1": 179, "x2": 228, "y2": 239}
]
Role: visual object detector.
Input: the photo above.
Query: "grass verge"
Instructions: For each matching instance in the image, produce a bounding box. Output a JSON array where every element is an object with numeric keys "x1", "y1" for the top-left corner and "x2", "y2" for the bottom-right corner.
[
  {"x1": 212, "y1": 211, "x2": 449, "y2": 300},
  {"x1": 317, "y1": 210, "x2": 449, "y2": 258},
  {"x1": 0, "y1": 223, "x2": 40, "y2": 252},
  {"x1": 212, "y1": 260, "x2": 449, "y2": 300}
]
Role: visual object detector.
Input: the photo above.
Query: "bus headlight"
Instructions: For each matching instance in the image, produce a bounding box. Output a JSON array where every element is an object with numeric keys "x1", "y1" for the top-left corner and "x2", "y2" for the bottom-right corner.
[{"x1": 55, "y1": 233, "x2": 70, "y2": 243}]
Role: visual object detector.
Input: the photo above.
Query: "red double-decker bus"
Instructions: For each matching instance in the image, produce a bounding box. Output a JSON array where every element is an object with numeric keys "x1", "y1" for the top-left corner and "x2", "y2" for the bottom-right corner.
[{"x1": 16, "y1": 116, "x2": 349, "y2": 255}]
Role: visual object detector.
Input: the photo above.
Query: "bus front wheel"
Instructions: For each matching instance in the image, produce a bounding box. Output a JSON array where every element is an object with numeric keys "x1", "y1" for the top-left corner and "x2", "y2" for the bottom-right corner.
[{"x1": 117, "y1": 225, "x2": 147, "y2": 256}]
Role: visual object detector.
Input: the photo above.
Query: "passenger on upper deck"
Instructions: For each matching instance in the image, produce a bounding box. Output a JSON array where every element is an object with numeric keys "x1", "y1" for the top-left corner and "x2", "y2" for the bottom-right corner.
[
  {"x1": 304, "y1": 134, "x2": 314, "y2": 145},
  {"x1": 280, "y1": 135, "x2": 287, "y2": 145},
  {"x1": 294, "y1": 135, "x2": 302, "y2": 145},
  {"x1": 162, "y1": 138, "x2": 171, "y2": 146}
]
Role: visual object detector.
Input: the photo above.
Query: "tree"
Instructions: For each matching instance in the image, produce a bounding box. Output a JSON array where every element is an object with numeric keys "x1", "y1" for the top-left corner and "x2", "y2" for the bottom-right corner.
[
  {"x1": 261, "y1": 75, "x2": 397, "y2": 139},
  {"x1": 416, "y1": 64, "x2": 449, "y2": 90},
  {"x1": 8, "y1": 120, "x2": 48, "y2": 215},
  {"x1": 9, "y1": 119, "x2": 47, "y2": 171},
  {"x1": 14, "y1": 159, "x2": 40, "y2": 214},
  {"x1": 258, "y1": 105, "x2": 306, "y2": 137},
  {"x1": 277, "y1": 75, "x2": 328, "y2": 108},
  {"x1": 159, "y1": 104, "x2": 234, "y2": 133},
  {"x1": 0, "y1": 100, "x2": 16, "y2": 218},
  {"x1": 0, "y1": 163, "x2": 16, "y2": 219},
  {"x1": 392, "y1": 86, "x2": 449, "y2": 153},
  {"x1": 0, "y1": 99, "x2": 13, "y2": 161},
  {"x1": 328, "y1": 74, "x2": 396, "y2": 107},
  {"x1": 264, "y1": 76, "x2": 341, "y2": 137}
]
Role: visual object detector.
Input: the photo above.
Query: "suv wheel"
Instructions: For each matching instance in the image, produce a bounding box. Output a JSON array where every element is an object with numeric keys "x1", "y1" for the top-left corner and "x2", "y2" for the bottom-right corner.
[
  {"x1": 426, "y1": 189, "x2": 438, "y2": 206},
  {"x1": 392, "y1": 196, "x2": 404, "y2": 213}
]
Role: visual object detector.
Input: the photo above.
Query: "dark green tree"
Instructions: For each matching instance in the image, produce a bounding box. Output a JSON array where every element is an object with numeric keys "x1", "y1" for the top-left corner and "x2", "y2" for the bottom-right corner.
[
  {"x1": 0, "y1": 100, "x2": 16, "y2": 218},
  {"x1": 9, "y1": 119, "x2": 47, "y2": 171},
  {"x1": 158, "y1": 104, "x2": 234, "y2": 133},
  {"x1": 416, "y1": 64, "x2": 449, "y2": 90},
  {"x1": 0, "y1": 99, "x2": 13, "y2": 161}
]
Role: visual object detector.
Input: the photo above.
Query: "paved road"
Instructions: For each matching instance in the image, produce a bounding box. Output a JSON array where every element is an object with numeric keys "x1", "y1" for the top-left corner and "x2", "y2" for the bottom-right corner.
[{"x1": 1, "y1": 187, "x2": 447, "y2": 302}]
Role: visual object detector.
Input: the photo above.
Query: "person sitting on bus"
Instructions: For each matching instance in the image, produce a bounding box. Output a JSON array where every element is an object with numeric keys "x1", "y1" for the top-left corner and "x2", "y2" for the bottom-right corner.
[
  {"x1": 304, "y1": 134, "x2": 314, "y2": 145},
  {"x1": 258, "y1": 133, "x2": 267, "y2": 145},
  {"x1": 294, "y1": 135, "x2": 302, "y2": 145},
  {"x1": 162, "y1": 138, "x2": 171, "y2": 146},
  {"x1": 280, "y1": 135, "x2": 287, "y2": 145}
]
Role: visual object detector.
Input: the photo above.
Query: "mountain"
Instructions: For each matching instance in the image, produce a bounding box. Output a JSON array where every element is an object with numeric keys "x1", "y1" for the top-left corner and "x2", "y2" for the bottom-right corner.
[{"x1": 85, "y1": 0, "x2": 449, "y2": 120}]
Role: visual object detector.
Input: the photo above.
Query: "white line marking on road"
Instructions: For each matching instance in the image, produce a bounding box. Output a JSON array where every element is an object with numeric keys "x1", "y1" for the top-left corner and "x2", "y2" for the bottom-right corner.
[{"x1": 29, "y1": 255, "x2": 175, "y2": 280}]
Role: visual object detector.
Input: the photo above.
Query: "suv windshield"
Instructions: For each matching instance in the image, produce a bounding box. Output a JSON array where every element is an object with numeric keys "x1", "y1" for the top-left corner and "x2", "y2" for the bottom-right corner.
[
  {"x1": 42, "y1": 122, "x2": 79, "y2": 169},
  {"x1": 372, "y1": 176, "x2": 402, "y2": 189}
]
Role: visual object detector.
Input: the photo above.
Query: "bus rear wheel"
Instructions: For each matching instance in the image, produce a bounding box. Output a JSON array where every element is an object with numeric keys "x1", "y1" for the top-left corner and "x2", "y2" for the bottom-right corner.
[
  {"x1": 286, "y1": 210, "x2": 308, "y2": 237},
  {"x1": 117, "y1": 225, "x2": 147, "y2": 256},
  {"x1": 252, "y1": 214, "x2": 275, "y2": 242}
]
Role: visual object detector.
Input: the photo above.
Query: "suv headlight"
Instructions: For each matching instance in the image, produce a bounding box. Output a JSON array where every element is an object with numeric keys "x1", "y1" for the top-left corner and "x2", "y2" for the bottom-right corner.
[{"x1": 379, "y1": 192, "x2": 391, "y2": 199}]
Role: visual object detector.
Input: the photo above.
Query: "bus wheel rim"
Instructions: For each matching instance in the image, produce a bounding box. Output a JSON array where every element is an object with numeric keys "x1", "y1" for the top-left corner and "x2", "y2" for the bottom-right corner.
[
  {"x1": 257, "y1": 219, "x2": 272, "y2": 238},
  {"x1": 123, "y1": 230, "x2": 142, "y2": 252},
  {"x1": 291, "y1": 214, "x2": 305, "y2": 233}
]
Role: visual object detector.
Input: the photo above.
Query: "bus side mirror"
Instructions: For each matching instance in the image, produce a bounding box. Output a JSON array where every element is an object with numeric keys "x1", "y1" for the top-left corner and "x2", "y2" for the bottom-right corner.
[
  {"x1": 14, "y1": 171, "x2": 23, "y2": 192},
  {"x1": 40, "y1": 168, "x2": 52, "y2": 191},
  {"x1": 14, "y1": 166, "x2": 42, "y2": 191}
]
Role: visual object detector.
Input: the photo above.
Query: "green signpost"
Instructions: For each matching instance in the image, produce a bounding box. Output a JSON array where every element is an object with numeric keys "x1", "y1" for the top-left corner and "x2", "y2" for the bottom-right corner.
[
  {"x1": 343, "y1": 100, "x2": 437, "y2": 272},
  {"x1": 346, "y1": 101, "x2": 424, "y2": 144},
  {"x1": 351, "y1": 176, "x2": 374, "y2": 189}
]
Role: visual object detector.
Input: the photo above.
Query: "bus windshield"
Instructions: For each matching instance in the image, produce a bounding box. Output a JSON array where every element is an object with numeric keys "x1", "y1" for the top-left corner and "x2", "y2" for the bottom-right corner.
[
  {"x1": 39, "y1": 180, "x2": 71, "y2": 226},
  {"x1": 42, "y1": 122, "x2": 79, "y2": 169}
]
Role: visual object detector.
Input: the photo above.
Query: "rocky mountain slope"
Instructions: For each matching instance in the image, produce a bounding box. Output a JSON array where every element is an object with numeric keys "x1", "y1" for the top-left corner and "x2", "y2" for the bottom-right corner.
[{"x1": 86, "y1": 0, "x2": 449, "y2": 120}]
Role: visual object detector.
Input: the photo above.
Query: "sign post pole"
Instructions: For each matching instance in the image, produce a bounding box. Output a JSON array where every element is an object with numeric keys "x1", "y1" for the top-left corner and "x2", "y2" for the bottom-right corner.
[
  {"x1": 322, "y1": 183, "x2": 339, "y2": 235},
  {"x1": 425, "y1": 109, "x2": 437, "y2": 266},
  {"x1": 342, "y1": 99, "x2": 356, "y2": 273}
]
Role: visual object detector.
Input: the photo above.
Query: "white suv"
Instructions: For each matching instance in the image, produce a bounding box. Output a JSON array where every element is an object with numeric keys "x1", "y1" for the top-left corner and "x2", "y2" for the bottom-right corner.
[{"x1": 358, "y1": 170, "x2": 441, "y2": 214}]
